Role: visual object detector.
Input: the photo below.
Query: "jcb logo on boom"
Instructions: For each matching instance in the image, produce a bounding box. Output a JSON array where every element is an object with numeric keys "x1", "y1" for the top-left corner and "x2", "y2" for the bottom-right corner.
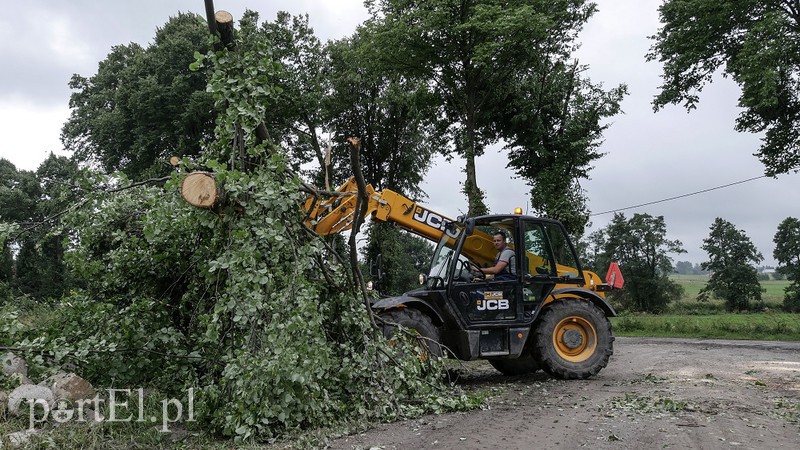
[
  {"x1": 476, "y1": 299, "x2": 510, "y2": 311},
  {"x1": 413, "y1": 208, "x2": 459, "y2": 238}
]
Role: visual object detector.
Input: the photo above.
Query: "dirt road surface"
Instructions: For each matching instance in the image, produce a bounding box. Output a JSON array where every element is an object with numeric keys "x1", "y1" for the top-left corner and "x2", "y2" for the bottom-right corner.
[{"x1": 330, "y1": 337, "x2": 800, "y2": 449}]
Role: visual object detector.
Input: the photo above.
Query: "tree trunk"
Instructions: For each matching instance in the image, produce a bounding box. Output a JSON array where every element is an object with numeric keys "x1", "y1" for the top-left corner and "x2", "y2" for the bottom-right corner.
[
  {"x1": 463, "y1": 69, "x2": 487, "y2": 216},
  {"x1": 181, "y1": 172, "x2": 220, "y2": 208},
  {"x1": 215, "y1": 10, "x2": 235, "y2": 49},
  {"x1": 204, "y1": 0, "x2": 218, "y2": 36},
  {"x1": 464, "y1": 117, "x2": 487, "y2": 216}
]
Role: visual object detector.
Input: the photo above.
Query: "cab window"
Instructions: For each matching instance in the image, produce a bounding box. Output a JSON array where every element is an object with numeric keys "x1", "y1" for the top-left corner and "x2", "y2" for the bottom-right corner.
[
  {"x1": 522, "y1": 222, "x2": 555, "y2": 275},
  {"x1": 543, "y1": 222, "x2": 579, "y2": 270}
]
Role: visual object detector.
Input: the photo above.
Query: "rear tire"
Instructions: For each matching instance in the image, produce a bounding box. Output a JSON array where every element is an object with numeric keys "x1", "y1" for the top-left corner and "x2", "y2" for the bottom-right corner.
[
  {"x1": 533, "y1": 299, "x2": 613, "y2": 380},
  {"x1": 380, "y1": 308, "x2": 442, "y2": 358}
]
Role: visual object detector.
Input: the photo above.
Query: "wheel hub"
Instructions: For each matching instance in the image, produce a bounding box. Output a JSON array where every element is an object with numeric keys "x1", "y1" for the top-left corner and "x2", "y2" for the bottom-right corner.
[{"x1": 561, "y1": 328, "x2": 584, "y2": 349}]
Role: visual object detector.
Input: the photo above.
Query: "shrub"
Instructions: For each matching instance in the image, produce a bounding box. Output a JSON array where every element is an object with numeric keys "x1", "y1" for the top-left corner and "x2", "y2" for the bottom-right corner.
[{"x1": 784, "y1": 286, "x2": 800, "y2": 313}]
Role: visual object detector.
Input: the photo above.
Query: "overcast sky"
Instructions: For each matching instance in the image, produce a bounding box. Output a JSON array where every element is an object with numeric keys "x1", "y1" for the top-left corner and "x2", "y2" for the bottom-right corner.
[{"x1": 1, "y1": 0, "x2": 798, "y2": 267}]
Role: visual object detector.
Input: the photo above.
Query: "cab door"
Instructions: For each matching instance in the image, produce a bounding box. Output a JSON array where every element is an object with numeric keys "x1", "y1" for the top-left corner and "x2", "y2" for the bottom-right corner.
[
  {"x1": 446, "y1": 220, "x2": 521, "y2": 326},
  {"x1": 519, "y1": 220, "x2": 560, "y2": 316}
]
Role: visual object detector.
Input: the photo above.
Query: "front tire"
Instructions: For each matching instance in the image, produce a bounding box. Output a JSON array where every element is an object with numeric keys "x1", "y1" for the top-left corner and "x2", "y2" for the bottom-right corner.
[
  {"x1": 380, "y1": 308, "x2": 442, "y2": 358},
  {"x1": 489, "y1": 348, "x2": 541, "y2": 376},
  {"x1": 533, "y1": 299, "x2": 613, "y2": 379}
]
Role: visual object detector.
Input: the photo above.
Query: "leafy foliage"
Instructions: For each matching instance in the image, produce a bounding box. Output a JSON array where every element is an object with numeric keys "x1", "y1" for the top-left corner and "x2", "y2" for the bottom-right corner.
[
  {"x1": 700, "y1": 218, "x2": 764, "y2": 311},
  {"x1": 322, "y1": 27, "x2": 440, "y2": 289},
  {"x1": 648, "y1": 0, "x2": 800, "y2": 174},
  {"x1": 257, "y1": 11, "x2": 329, "y2": 176},
  {"x1": 774, "y1": 217, "x2": 800, "y2": 311},
  {"x1": 363, "y1": 222, "x2": 433, "y2": 295},
  {"x1": 4, "y1": 14, "x2": 476, "y2": 442},
  {"x1": 62, "y1": 13, "x2": 215, "y2": 179},
  {"x1": 0, "y1": 155, "x2": 82, "y2": 300},
  {"x1": 0, "y1": 222, "x2": 16, "y2": 303},
  {"x1": 499, "y1": 55, "x2": 626, "y2": 237},
  {"x1": 673, "y1": 260, "x2": 707, "y2": 276},
  {"x1": 590, "y1": 213, "x2": 685, "y2": 313},
  {"x1": 366, "y1": 0, "x2": 623, "y2": 219},
  {"x1": 324, "y1": 29, "x2": 438, "y2": 196},
  {"x1": 0, "y1": 159, "x2": 35, "y2": 298}
]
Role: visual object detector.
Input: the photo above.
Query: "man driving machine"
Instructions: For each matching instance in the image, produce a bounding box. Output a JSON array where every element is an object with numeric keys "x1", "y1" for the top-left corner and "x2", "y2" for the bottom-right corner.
[{"x1": 472, "y1": 231, "x2": 516, "y2": 281}]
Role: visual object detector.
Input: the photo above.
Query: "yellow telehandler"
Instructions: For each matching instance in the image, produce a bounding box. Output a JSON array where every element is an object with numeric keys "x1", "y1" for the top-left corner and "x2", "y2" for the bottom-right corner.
[{"x1": 304, "y1": 177, "x2": 623, "y2": 379}]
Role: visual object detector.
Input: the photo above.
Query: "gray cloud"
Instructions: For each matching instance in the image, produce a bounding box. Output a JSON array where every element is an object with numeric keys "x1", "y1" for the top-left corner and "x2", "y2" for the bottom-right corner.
[{"x1": 0, "y1": 1, "x2": 368, "y2": 106}]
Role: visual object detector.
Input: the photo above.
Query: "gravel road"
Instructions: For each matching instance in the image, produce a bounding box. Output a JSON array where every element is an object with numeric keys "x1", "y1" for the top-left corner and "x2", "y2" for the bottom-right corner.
[{"x1": 330, "y1": 337, "x2": 800, "y2": 449}]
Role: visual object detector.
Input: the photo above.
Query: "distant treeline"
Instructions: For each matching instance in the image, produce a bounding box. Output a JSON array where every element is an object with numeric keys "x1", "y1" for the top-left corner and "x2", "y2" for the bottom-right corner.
[
  {"x1": 672, "y1": 261, "x2": 708, "y2": 276},
  {"x1": 672, "y1": 260, "x2": 786, "y2": 281}
]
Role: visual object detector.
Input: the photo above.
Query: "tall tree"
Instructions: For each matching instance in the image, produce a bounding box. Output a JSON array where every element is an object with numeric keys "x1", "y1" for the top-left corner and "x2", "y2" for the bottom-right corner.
[
  {"x1": 674, "y1": 261, "x2": 694, "y2": 275},
  {"x1": 259, "y1": 11, "x2": 330, "y2": 177},
  {"x1": 367, "y1": 0, "x2": 611, "y2": 216},
  {"x1": 773, "y1": 216, "x2": 800, "y2": 312},
  {"x1": 325, "y1": 27, "x2": 437, "y2": 195},
  {"x1": 0, "y1": 159, "x2": 40, "y2": 296},
  {"x1": 700, "y1": 218, "x2": 764, "y2": 311},
  {"x1": 325, "y1": 26, "x2": 439, "y2": 289},
  {"x1": 0, "y1": 159, "x2": 40, "y2": 225},
  {"x1": 592, "y1": 213, "x2": 685, "y2": 313},
  {"x1": 0, "y1": 234, "x2": 11, "y2": 302},
  {"x1": 648, "y1": 0, "x2": 800, "y2": 175},
  {"x1": 0, "y1": 155, "x2": 81, "y2": 299},
  {"x1": 499, "y1": 57, "x2": 626, "y2": 237},
  {"x1": 62, "y1": 13, "x2": 215, "y2": 178}
]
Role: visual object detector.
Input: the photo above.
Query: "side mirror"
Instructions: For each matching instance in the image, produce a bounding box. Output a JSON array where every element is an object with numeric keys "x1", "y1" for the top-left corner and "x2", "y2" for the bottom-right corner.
[
  {"x1": 464, "y1": 218, "x2": 475, "y2": 236},
  {"x1": 419, "y1": 273, "x2": 427, "y2": 285}
]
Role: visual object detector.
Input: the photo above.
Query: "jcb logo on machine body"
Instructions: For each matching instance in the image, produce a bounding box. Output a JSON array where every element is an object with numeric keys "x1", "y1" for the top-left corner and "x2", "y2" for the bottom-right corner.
[
  {"x1": 413, "y1": 207, "x2": 459, "y2": 238},
  {"x1": 476, "y1": 299, "x2": 510, "y2": 311}
]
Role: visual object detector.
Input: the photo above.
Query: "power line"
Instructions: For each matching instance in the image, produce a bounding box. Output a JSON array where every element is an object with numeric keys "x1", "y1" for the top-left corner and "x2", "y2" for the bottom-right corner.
[{"x1": 590, "y1": 175, "x2": 769, "y2": 217}]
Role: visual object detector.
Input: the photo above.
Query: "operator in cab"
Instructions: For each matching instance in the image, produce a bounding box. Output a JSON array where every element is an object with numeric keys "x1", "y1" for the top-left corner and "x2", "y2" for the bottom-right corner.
[{"x1": 472, "y1": 231, "x2": 516, "y2": 281}]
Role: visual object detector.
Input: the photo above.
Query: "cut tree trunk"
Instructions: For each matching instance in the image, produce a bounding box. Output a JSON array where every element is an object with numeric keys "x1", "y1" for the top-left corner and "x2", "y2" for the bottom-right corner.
[
  {"x1": 215, "y1": 10, "x2": 235, "y2": 49},
  {"x1": 181, "y1": 172, "x2": 219, "y2": 208}
]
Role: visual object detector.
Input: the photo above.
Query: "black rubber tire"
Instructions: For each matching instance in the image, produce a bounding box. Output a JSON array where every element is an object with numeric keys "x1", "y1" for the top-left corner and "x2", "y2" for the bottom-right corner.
[
  {"x1": 488, "y1": 349, "x2": 541, "y2": 376},
  {"x1": 533, "y1": 299, "x2": 614, "y2": 380},
  {"x1": 380, "y1": 308, "x2": 442, "y2": 358}
]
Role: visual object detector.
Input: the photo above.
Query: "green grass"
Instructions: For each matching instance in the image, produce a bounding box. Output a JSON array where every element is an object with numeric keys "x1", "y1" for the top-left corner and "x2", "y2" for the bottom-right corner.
[
  {"x1": 613, "y1": 275, "x2": 800, "y2": 340},
  {"x1": 611, "y1": 312, "x2": 800, "y2": 340},
  {"x1": 670, "y1": 274, "x2": 790, "y2": 304}
]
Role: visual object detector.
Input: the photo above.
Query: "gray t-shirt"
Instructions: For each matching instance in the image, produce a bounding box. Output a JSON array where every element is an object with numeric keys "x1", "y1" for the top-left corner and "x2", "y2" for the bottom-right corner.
[{"x1": 496, "y1": 248, "x2": 516, "y2": 275}]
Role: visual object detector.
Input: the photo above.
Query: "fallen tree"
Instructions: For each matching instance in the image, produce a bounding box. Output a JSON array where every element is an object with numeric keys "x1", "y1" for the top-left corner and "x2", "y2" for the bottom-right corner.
[{"x1": 0, "y1": 7, "x2": 475, "y2": 443}]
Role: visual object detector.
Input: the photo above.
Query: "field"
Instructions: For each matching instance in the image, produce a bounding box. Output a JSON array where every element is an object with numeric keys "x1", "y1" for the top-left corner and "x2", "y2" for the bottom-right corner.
[
  {"x1": 670, "y1": 273, "x2": 790, "y2": 304},
  {"x1": 610, "y1": 274, "x2": 800, "y2": 340},
  {"x1": 612, "y1": 312, "x2": 800, "y2": 340}
]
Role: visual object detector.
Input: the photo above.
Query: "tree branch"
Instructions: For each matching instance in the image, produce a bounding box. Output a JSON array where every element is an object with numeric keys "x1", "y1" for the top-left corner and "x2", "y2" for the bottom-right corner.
[
  {"x1": 12, "y1": 177, "x2": 170, "y2": 241},
  {"x1": 107, "y1": 176, "x2": 170, "y2": 193},
  {"x1": 346, "y1": 137, "x2": 377, "y2": 327}
]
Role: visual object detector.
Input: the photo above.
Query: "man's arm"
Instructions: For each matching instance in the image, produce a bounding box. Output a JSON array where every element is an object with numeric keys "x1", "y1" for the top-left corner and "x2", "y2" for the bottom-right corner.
[
  {"x1": 478, "y1": 260, "x2": 508, "y2": 275},
  {"x1": 476, "y1": 249, "x2": 512, "y2": 275}
]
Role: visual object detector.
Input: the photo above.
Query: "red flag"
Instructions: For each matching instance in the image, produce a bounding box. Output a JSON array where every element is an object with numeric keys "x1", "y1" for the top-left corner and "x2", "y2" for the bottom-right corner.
[{"x1": 606, "y1": 262, "x2": 625, "y2": 289}]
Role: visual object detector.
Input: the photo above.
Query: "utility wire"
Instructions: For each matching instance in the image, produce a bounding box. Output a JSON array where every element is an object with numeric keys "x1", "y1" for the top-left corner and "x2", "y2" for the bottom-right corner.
[{"x1": 590, "y1": 175, "x2": 769, "y2": 217}]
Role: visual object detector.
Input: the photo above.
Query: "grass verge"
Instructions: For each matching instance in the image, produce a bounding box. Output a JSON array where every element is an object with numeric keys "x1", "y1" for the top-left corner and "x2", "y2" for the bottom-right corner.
[{"x1": 611, "y1": 312, "x2": 800, "y2": 340}]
